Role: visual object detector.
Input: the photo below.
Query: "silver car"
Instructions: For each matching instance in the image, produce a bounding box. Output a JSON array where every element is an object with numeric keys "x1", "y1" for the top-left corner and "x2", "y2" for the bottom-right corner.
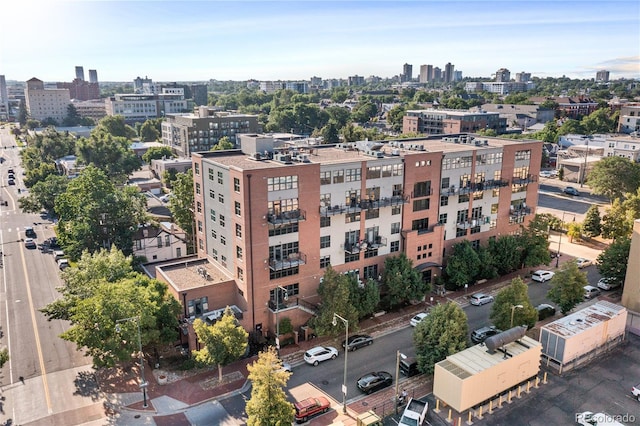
[
  {"x1": 469, "y1": 293, "x2": 494, "y2": 306},
  {"x1": 303, "y1": 346, "x2": 338, "y2": 366}
]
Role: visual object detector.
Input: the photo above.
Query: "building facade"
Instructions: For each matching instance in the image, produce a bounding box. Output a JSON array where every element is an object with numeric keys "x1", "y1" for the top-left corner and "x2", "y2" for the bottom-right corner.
[
  {"x1": 161, "y1": 106, "x2": 260, "y2": 157},
  {"x1": 57, "y1": 79, "x2": 100, "y2": 101},
  {"x1": 403, "y1": 109, "x2": 507, "y2": 135},
  {"x1": 189, "y1": 133, "x2": 542, "y2": 338},
  {"x1": 105, "y1": 88, "x2": 188, "y2": 124},
  {"x1": 494, "y1": 68, "x2": 511, "y2": 82},
  {"x1": 596, "y1": 70, "x2": 610, "y2": 82},
  {"x1": 24, "y1": 77, "x2": 71, "y2": 123},
  {"x1": 618, "y1": 104, "x2": 640, "y2": 134}
]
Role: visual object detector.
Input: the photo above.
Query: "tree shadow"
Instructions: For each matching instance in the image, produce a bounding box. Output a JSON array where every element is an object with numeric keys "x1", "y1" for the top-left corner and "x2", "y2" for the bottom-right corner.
[{"x1": 73, "y1": 370, "x2": 101, "y2": 401}]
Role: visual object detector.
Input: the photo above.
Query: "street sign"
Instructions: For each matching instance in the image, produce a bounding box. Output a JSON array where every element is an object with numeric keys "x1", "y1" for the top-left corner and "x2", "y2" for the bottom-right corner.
[{"x1": 342, "y1": 384, "x2": 347, "y2": 396}]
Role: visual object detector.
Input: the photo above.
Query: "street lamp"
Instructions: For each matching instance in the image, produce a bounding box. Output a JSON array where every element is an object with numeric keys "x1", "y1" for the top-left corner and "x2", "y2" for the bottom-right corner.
[
  {"x1": 332, "y1": 313, "x2": 349, "y2": 414},
  {"x1": 510, "y1": 304, "x2": 524, "y2": 328},
  {"x1": 556, "y1": 212, "x2": 577, "y2": 268},
  {"x1": 394, "y1": 350, "x2": 407, "y2": 414},
  {"x1": 274, "y1": 286, "x2": 288, "y2": 353},
  {"x1": 115, "y1": 316, "x2": 148, "y2": 408}
]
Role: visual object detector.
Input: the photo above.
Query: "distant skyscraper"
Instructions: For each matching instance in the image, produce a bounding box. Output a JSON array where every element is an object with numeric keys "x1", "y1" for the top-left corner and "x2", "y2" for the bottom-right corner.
[
  {"x1": 402, "y1": 63, "x2": 413, "y2": 83},
  {"x1": 419, "y1": 65, "x2": 428, "y2": 83},
  {"x1": 433, "y1": 67, "x2": 442, "y2": 82},
  {"x1": 134, "y1": 76, "x2": 153, "y2": 93},
  {"x1": 444, "y1": 63, "x2": 455, "y2": 83},
  {"x1": 453, "y1": 70, "x2": 463, "y2": 82},
  {"x1": 88, "y1": 69, "x2": 98, "y2": 83},
  {"x1": 495, "y1": 68, "x2": 511, "y2": 82},
  {"x1": 75, "y1": 66, "x2": 85, "y2": 81},
  {"x1": 596, "y1": 70, "x2": 610, "y2": 82},
  {"x1": 515, "y1": 72, "x2": 531, "y2": 83},
  {"x1": 0, "y1": 75, "x2": 8, "y2": 119}
]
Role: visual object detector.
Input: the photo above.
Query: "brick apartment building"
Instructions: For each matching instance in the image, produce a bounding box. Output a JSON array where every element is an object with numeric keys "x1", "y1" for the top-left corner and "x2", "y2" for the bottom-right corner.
[
  {"x1": 175, "y1": 133, "x2": 541, "y2": 345},
  {"x1": 403, "y1": 109, "x2": 507, "y2": 135}
]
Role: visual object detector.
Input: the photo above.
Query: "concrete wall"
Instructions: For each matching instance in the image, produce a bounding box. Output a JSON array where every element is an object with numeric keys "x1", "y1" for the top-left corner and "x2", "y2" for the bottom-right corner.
[{"x1": 622, "y1": 219, "x2": 640, "y2": 313}]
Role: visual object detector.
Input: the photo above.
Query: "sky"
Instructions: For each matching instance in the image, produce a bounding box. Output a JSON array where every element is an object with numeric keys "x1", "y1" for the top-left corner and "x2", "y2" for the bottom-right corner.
[{"x1": 1, "y1": 1, "x2": 639, "y2": 83}]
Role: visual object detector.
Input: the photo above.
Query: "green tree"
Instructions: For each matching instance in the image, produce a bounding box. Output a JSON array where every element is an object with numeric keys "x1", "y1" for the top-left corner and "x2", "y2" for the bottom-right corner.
[
  {"x1": 325, "y1": 105, "x2": 351, "y2": 129},
  {"x1": 596, "y1": 236, "x2": 630, "y2": 289},
  {"x1": 18, "y1": 174, "x2": 69, "y2": 213},
  {"x1": 547, "y1": 261, "x2": 588, "y2": 315},
  {"x1": 75, "y1": 132, "x2": 142, "y2": 182},
  {"x1": 314, "y1": 266, "x2": 359, "y2": 336},
  {"x1": 141, "y1": 146, "x2": 174, "y2": 165},
  {"x1": 139, "y1": 120, "x2": 161, "y2": 141},
  {"x1": 54, "y1": 166, "x2": 148, "y2": 259},
  {"x1": 211, "y1": 136, "x2": 235, "y2": 151},
  {"x1": 383, "y1": 253, "x2": 428, "y2": 307},
  {"x1": 489, "y1": 278, "x2": 537, "y2": 330},
  {"x1": 535, "y1": 120, "x2": 559, "y2": 143},
  {"x1": 557, "y1": 119, "x2": 585, "y2": 136},
  {"x1": 192, "y1": 307, "x2": 248, "y2": 381},
  {"x1": 18, "y1": 99, "x2": 28, "y2": 126},
  {"x1": 487, "y1": 236, "x2": 521, "y2": 275},
  {"x1": 0, "y1": 348, "x2": 9, "y2": 368},
  {"x1": 92, "y1": 115, "x2": 137, "y2": 139},
  {"x1": 581, "y1": 205, "x2": 602, "y2": 238},
  {"x1": 518, "y1": 218, "x2": 554, "y2": 268},
  {"x1": 348, "y1": 276, "x2": 380, "y2": 320},
  {"x1": 245, "y1": 346, "x2": 295, "y2": 426},
  {"x1": 445, "y1": 240, "x2": 481, "y2": 289},
  {"x1": 413, "y1": 301, "x2": 468, "y2": 374},
  {"x1": 581, "y1": 108, "x2": 617, "y2": 134},
  {"x1": 168, "y1": 170, "x2": 195, "y2": 251},
  {"x1": 387, "y1": 105, "x2": 406, "y2": 132},
  {"x1": 601, "y1": 198, "x2": 633, "y2": 240},
  {"x1": 587, "y1": 156, "x2": 640, "y2": 202}
]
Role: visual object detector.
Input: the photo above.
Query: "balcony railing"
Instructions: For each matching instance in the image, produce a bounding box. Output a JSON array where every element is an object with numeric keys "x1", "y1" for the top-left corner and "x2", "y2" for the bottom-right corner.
[
  {"x1": 509, "y1": 206, "x2": 531, "y2": 218},
  {"x1": 319, "y1": 195, "x2": 408, "y2": 217},
  {"x1": 512, "y1": 174, "x2": 537, "y2": 185},
  {"x1": 268, "y1": 251, "x2": 307, "y2": 271},
  {"x1": 267, "y1": 209, "x2": 306, "y2": 225},
  {"x1": 268, "y1": 297, "x2": 319, "y2": 315},
  {"x1": 344, "y1": 236, "x2": 387, "y2": 253},
  {"x1": 456, "y1": 217, "x2": 490, "y2": 230},
  {"x1": 445, "y1": 179, "x2": 510, "y2": 196}
]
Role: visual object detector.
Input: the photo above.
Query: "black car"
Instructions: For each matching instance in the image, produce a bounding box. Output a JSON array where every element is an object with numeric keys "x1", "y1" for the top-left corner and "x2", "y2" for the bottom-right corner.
[
  {"x1": 24, "y1": 226, "x2": 36, "y2": 238},
  {"x1": 342, "y1": 334, "x2": 373, "y2": 351},
  {"x1": 536, "y1": 304, "x2": 556, "y2": 320},
  {"x1": 356, "y1": 371, "x2": 393, "y2": 394},
  {"x1": 563, "y1": 186, "x2": 580, "y2": 196},
  {"x1": 471, "y1": 325, "x2": 502, "y2": 344}
]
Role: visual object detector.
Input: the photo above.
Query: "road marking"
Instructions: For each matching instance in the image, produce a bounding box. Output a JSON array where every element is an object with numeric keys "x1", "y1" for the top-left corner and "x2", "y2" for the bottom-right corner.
[{"x1": 19, "y1": 233, "x2": 53, "y2": 414}]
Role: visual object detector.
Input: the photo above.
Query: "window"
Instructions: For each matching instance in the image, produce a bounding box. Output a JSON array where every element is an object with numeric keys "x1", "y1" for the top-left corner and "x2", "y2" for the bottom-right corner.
[
  {"x1": 194, "y1": 163, "x2": 200, "y2": 175},
  {"x1": 412, "y1": 218, "x2": 429, "y2": 232},
  {"x1": 219, "y1": 215, "x2": 225, "y2": 227},
  {"x1": 456, "y1": 227, "x2": 467, "y2": 238},
  {"x1": 235, "y1": 201, "x2": 241, "y2": 216},
  {"x1": 413, "y1": 198, "x2": 430, "y2": 212},
  {"x1": 320, "y1": 171, "x2": 331, "y2": 185},
  {"x1": 320, "y1": 255, "x2": 331, "y2": 268},
  {"x1": 212, "y1": 248, "x2": 218, "y2": 260},
  {"x1": 235, "y1": 224, "x2": 242, "y2": 238},
  {"x1": 382, "y1": 165, "x2": 393, "y2": 177},
  {"x1": 366, "y1": 166, "x2": 381, "y2": 179},
  {"x1": 439, "y1": 213, "x2": 447, "y2": 224},
  {"x1": 365, "y1": 208, "x2": 380, "y2": 220},
  {"x1": 269, "y1": 223, "x2": 299, "y2": 236},
  {"x1": 209, "y1": 189, "x2": 215, "y2": 199},
  {"x1": 210, "y1": 209, "x2": 216, "y2": 222},
  {"x1": 217, "y1": 171, "x2": 223, "y2": 184},
  {"x1": 234, "y1": 177, "x2": 240, "y2": 192},
  {"x1": 165, "y1": 235, "x2": 170, "y2": 246},
  {"x1": 196, "y1": 201, "x2": 202, "y2": 213},
  {"x1": 391, "y1": 222, "x2": 401, "y2": 234},
  {"x1": 236, "y1": 246, "x2": 243, "y2": 260},
  {"x1": 364, "y1": 249, "x2": 378, "y2": 258},
  {"x1": 333, "y1": 170, "x2": 344, "y2": 184},
  {"x1": 267, "y1": 175, "x2": 298, "y2": 191},
  {"x1": 156, "y1": 236, "x2": 163, "y2": 248},
  {"x1": 345, "y1": 212, "x2": 360, "y2": 223},
  {"x1": 211, "y1": 229, "x2": 217, "y2": 239},
  {"x1": 320, "y1": 193, "x2": 331, "y2": 208},
  {"x1": 197, "y1": 220, "x2": 203, "y2": 232},
  {"x1": 320, "y1": 235, "x2": 331, "y2": 249},
  {"x1": 346, "y1": 168, "x2": 361, "y2": 182},
  {"x1": 414, "y1": 181, "x2": 431, "y2": 197},
  {"x1": 345, "y1": 252, "x2": 360, "y2": 263},
  {"x1": 195, "y1": 182, "x2": 201, "y2": 195},
  {"x1": 458, "y1": 194, "x2": 469, "y2": 203},
  {"x1": 237, "y1": 267, "x2": 244, "y2": 281},
  {"x1": 390, "y1": 241, "x2": 400, "y2": 252},
  {"x1": 320, "y1": 216, "x2": 331, "y2": 228},
  {"x1": 440, "y1": 195, "x2": 448, "y2": 207},
  {"x1": 515, "y1": 150, "x2": 531, "y2": 161},
  {"x1": 363, "y1": 265, "x2": 378, "y2": 280},
  {"x1": 392, "y1": 206, "x2": 401, "y2": 215},
  {"x1": 220, "y1": 236, "x2": 226, "y2": 246},
  {"x1": 270, "y1": 267, "x2": 299, "y2": 280},
  {"x1": 135, "y1": 240, "x2": 143, "y2": 250},
  {"x1": 392, "y1": 184, "x2": 403, "y2": 197},
  {"x1": 218, "y1": 194, "x2": 224, "y2": 203}
]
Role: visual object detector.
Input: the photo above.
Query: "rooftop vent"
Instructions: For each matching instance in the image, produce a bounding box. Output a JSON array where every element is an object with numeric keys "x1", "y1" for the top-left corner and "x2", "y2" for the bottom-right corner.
[{"x1": 485, "y1": 325, "x2": 527, "y2": 354}]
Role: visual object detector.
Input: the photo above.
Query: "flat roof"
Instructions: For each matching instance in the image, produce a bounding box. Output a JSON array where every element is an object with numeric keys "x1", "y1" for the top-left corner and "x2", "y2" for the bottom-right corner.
[
  {"x1": 543, "y1": 301, "x2": 625, "y2": 338},
  {"x1": 157, "y1": 258, "x2": 234, "y2": 292},
  {"x1": 438, "y1": 335, "x2": 541, "y2": 379}
]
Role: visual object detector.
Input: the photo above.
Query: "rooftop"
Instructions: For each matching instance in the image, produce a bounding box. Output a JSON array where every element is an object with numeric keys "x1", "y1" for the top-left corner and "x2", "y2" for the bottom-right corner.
[
  {"x1": 543, "y1": 301, "x2": 626, "y2": 338},
  {"x1": 156, "y1": 258, "x2": 234, "y2": 292}
]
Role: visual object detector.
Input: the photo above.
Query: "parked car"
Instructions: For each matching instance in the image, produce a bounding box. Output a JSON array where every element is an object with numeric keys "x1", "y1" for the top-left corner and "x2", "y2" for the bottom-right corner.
[
  {"x1": 471, "y1": 325, "x2": 502, "y2": 344},
  {"x1": 342, "y1": 334, "x2": 373, "y2": 351},
  {"x1": 57, "y1": 259, "x2": 70, "y2": 270},
  {"x1": 24, "y1": 226, "x2": 36, "y2": 238},
  {"x1": 303, "y1": 346, "x2": 338, "y2": 366},
  {"x1": 563, "y1": 186, "x2": 580, "y2": 196},
  {"x1": 24, "y1": 238, "x2": 36, "y2": 249},
  {"x1": 597, "y1": 277, "x2": 620, "y2": 291},
  {"x1": 540, "y1": 170, "x2": 554, "y2": 178},
  {"x1": 294, "y1": 396, "x2": 331, "y2": 423},
  {"x1": 410, "y1": 312, "x2": 429, "y2": 327},
  {"x1": 536, "y1": 304, "x2": 556, "y2": 320},
  {"x1": 576, "y1": 411, "x2": 625, "y2": 426},
  {"x1": 632, "y1": 383, "x2": 640, "y2": 401},
  {"x1": 8, "y1": 179, "x2": 15, "y2": 185},
  {"x1": 549, "y1": 250, "x2": 560, "y2": 259},
  {"x1": 469, "y1": 293, "x2": 494, "y2": 306},
  {"x1": 531, "y1": 270, "x2": 555, "y2": 283},
  {"x1": 399, "y1": 356, "x2": 419, "y2": 377},
  {"x1": 583, "y1": 285, "x2": 601, "y2": 300},
  {"x1": 576, "y1": 258, "x2": 592, "y2": 268},
  {"x1": 280, "y1": 361, "x2": 292, "y2": 373},
  {"x1": 356, "y1": 371, "x2": 393, "y2": 394}
]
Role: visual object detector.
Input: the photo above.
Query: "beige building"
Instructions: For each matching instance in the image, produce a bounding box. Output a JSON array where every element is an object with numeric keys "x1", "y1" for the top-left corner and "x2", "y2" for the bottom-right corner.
[
  {"x1": 539, "y1": 301, "x2": 627, "y2": 373},
  {"x1": 25, "y1": 77, "x2": 71, "y2": 123},
  {"x1": 433, "y1": 333, "x2": 541, "y2": 412},
  {"x1": 622, "y1": 219, "x2": 640, "y2": 327}
]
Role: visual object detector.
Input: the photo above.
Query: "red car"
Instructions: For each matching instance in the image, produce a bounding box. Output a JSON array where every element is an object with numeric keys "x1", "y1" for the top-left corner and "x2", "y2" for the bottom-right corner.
[{"x1": 294, "y1": 396, "x2": 331, "y2": 423}]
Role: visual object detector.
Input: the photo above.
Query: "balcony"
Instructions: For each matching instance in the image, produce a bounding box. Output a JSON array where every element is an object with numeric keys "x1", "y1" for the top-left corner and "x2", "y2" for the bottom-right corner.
[
  {"x1": 344, "y1": 236, "x2": 386, "y2": 253},
  {"x1": 509, "y1": 206, "x2": 531, "y2": 218},
  {"x1": 268, "y1": 251, "x2": 307, "y2": 271},
  {"x1": 456, "y1": 217, "x2": 489, "y2": 230},
  {"x1": 319, "y1": 195, "x2": 408, "y2": 217},
  {"x1": 267, "y1": 209, "x2": 306, "y2": 225},
  {"x1": 512, "y1": 174, "x2": 537, "y2": 185},
  {"x1": 268, "y1": 297, "x2": 319, "y2": 315}
]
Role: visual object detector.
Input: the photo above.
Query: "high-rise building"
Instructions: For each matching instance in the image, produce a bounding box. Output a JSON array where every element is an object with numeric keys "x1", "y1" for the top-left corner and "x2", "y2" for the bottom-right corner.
[
  {"x1": 75, "y1": 66, "x2": 85, "y2": 81},
  {"x1": 444, "y1": 63, "x2": 455, "y2": 83},
  {"x1": 495, "y1": 68, "x2": 511, "y2": 82},
  {"x1": 134, "y1": 76, "x2": 153, "y2": 93},
  {"x1": 596, "y1": 70, "x2": 610, "y2": 82},
  {"x1": 419, "y1": 65, "x2": 429, "y2": 83},
  {"x1": 88, "y1": 69, "x2": 98, "y2": 84},
  {"x1": 25, "y1": 77, "x2": 71, "y2": 123},
  {"x1": 188, "y1": 133, "x2": 542, "y2": 337},
  {"x1": 402, "y1": 63, "x2": 413, "y2": 82},
  {"x1": 433, "y1": 67, "x2": 442, "y2": 82},
  {"x1": 515, "y1": 72, "x2": 531, "y2": 83},
  {"x1": 0, "y1": 75, "x2": 8, "y2": 119}
]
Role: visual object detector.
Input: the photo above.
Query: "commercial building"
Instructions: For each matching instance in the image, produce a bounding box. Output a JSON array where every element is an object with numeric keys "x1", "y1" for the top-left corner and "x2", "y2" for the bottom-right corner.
[
  {"x1": 161, "y1": 106, "x2": 260, "y2": 157},
  {"x1": 465, "y1": 81, "x2": 531, "y2": 95},
  {"x1": 57, "y1": 79, "x2": 100, "y2": 101},
  {"x1": 480, "y1": 104, "x2": 555, "y2": 130},
  {"x1": 596, "y1": 70, "x2": 610, "y2": 82},
  {"x1": 186, "y1": 133, "x2": 542, "y2": 341},
  {"x1": 24, "y1": 77, "x2": 71, "y2": 123},
  {"x1": 494, "y1": 68, "x2": 511, "y2": 82},
  {"x1": 622, "y1": 220, "x2": 640, "y2": 331},
  {"x1": 70, "y1": 99, "x2": 107, "y2": 121},
  {"x1": 444, "y1": 63, "x2": 455, "y2": 84},
  {"x1": 539, "y1": 301, "x2": 627, "y2": 373},
  {"x1": 403, "y1": 109, "x2": 507, "y2": 135},
  {"x1": 529, "y1": 96, "x2": 598, "y2": 120},
  {"x1": 617, "y1": 104, "x2": 640, "y2": 134},
  {"x1": 105, "y1": 88, "x2": 188, "y2": 124},
  {"x1": 402, "y1": 63, "x2": 413, "y2": 83}
]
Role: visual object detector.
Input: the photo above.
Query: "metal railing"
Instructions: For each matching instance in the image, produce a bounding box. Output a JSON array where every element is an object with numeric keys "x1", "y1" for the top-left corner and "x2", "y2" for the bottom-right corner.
[
  {"x1": 319, "y1": 195, "x2": 408, "y2": 217},
  {"x1": 344, "y1": 236, "x2": 388, "y2": 253},
  {"x1": 267, "y1": 208, "x2": 306, "y2": 225},
  {"x1": 268, "y1": 251, "x2": 307, "y2": 271}
]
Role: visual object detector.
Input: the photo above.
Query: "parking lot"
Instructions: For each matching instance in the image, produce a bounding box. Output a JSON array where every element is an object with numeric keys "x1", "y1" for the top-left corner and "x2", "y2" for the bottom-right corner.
[{"x1": 428, "y1": 332, "x2": 640, "y2": 425}]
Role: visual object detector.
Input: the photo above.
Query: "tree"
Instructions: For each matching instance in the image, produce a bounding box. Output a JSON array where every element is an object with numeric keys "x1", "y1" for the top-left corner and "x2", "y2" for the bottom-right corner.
[
  {"x1": 581, "y1": 108, "x2": 617, "y2": 134},
  {"x1": 314, "y1": 266, "x2": 359, "y2": 336},
  {"x1": 596, "y1": 236, "x2": 630, "y2": 289},
  {"x1": 168, "y1": 170, "x2": 195, "y2": 250},
  {"x1": 319, "y1": 121, "x2": 340, "y2": 144},
  {"x1": 142, "y1": 146, "x2": 174, "y2": 164},
  {"x1": 139, "y1": 119, "x2": 161, "y2": 141},
  {"x1": 601, "y1": 198, "x2": 633, "y2": 240},
  {"x1": 211, "y1": 136, "x2": 235, "y2": 151},
  {"x1": 92, "y1": 115, "x2": 137, "y2": 139},
  {"x1": 547, "y1": 261, "x2": 588, "y2": 315},
  {"x1": 245, "y1": 346, "x2": 295, "y2": 426},
  {"x1": 62, "y1": 104, "x2": 82, "y2": 127},
  {"x1": 444, "y1": 241, "x2": 481, "y2": 289},
  {"x1": 489, "y1": 278, "x2": 537, "y2": 330},
  {"x1": 487, "y1": 236, "x2": 521, "y2": 276},
  {"x1": 75, "y1": 132, "x2": 141, "y2": 182},
  {"x1": 40, "y1": 247, "x2": 180, "y2": 367},
  {"x1": 192, "y1": 307, "x2": 248, "y2": 381},
  {"x1": 54, "y1": 166, "x2": 148, "y2": 259},
  {"x1": 581, "y1": 205, "x2": 602, "y2": 238},
  {"x1": 518, "y1": 218, "x2": 554, "y2": 268},
  {"x1": 348, "y1": 276, "x2": 380, "y2": 320},
  {"x1": 587, "y1": 156, "x2": 640, "y2": 202},
  {"x1": 0, "y1": 348, "x2": 9, "y2": 369},
  {"x1": 413, "y1": 301, "x2": 468, "y2": 374},
  {"x1": 18, "y1": 174, "x2": 69, "y2": 214},
  {"x1": 566, "y1": 221, "x2": 582, "y2": 242},
  {"x1": 383, "y1": 253, "x2": 428, "y2": 307}
]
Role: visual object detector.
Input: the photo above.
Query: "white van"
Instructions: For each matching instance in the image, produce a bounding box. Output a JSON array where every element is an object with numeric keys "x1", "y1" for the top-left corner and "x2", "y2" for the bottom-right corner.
[
  {"x1": 57, "y1": 259, "x2": 69, "y2": 270},
  {"x1": 53, "y1": 250, "x2": 65, "y2": 261}
]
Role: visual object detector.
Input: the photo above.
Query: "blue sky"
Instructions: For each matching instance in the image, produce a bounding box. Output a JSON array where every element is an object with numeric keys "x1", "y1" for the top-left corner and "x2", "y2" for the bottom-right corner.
[{"x1": 1, "y1": 1, "x2": 638, "y2": 83}]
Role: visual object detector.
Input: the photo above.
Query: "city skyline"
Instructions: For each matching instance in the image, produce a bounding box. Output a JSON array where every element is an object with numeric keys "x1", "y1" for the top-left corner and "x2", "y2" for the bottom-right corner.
[{"x1": 1, "y1": 1, "x2": 639, "y2": 83}]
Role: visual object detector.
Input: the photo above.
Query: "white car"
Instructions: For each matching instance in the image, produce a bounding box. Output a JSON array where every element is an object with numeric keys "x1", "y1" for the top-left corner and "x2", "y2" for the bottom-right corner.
[
  {"x1": 632, "y1": 383, "x2": 640, "y2": 401},
  {"x1": 531, "y1": 270, "x2": 555, "y2": 282},
  {"x1": 303, "y1": 346, "x2": 338, "y2": 366},
  {"x1": 597, "y1": 277, "x2": 620, "y2": 291},
  {"x1": 410, "y1": 312, "x2": 429, "y2": 327},
  {"x1": 576, "y1": 258, "x2": 592, "y2": 268},
  {"x1": 576, "y1": 411, "x2": 625, "y2": 426},
  {"x1": 539, "y1": 170, "x2": 554, "y2": 178},
  {"x1": 469, "y1": 293, "x2": 494, "y2": 306}
]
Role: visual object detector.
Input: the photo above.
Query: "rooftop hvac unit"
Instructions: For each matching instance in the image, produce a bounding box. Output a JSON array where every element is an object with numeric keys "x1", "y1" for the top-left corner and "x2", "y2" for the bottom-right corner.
[
  {"x1": 275, "y1": 154, "x2": 292, "y2": 164},
  {"x1": 391, "y1": 149, "x2": 400, "y2": 156},
  {"x1": 485, "y1": 326, "x2": 527, "y2": 354},
  {"x1": 300, "y1": 154, "x2": 310, "y2": 163},
  {"x1": 249, "y1": 152, "x2": 262, "y2": 161}
]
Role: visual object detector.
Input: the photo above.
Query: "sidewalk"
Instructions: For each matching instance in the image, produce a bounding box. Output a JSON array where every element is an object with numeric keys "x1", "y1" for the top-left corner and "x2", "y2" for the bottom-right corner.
[{"x1": 99, "y1": 236, "x2": 607, "y2": 425}]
